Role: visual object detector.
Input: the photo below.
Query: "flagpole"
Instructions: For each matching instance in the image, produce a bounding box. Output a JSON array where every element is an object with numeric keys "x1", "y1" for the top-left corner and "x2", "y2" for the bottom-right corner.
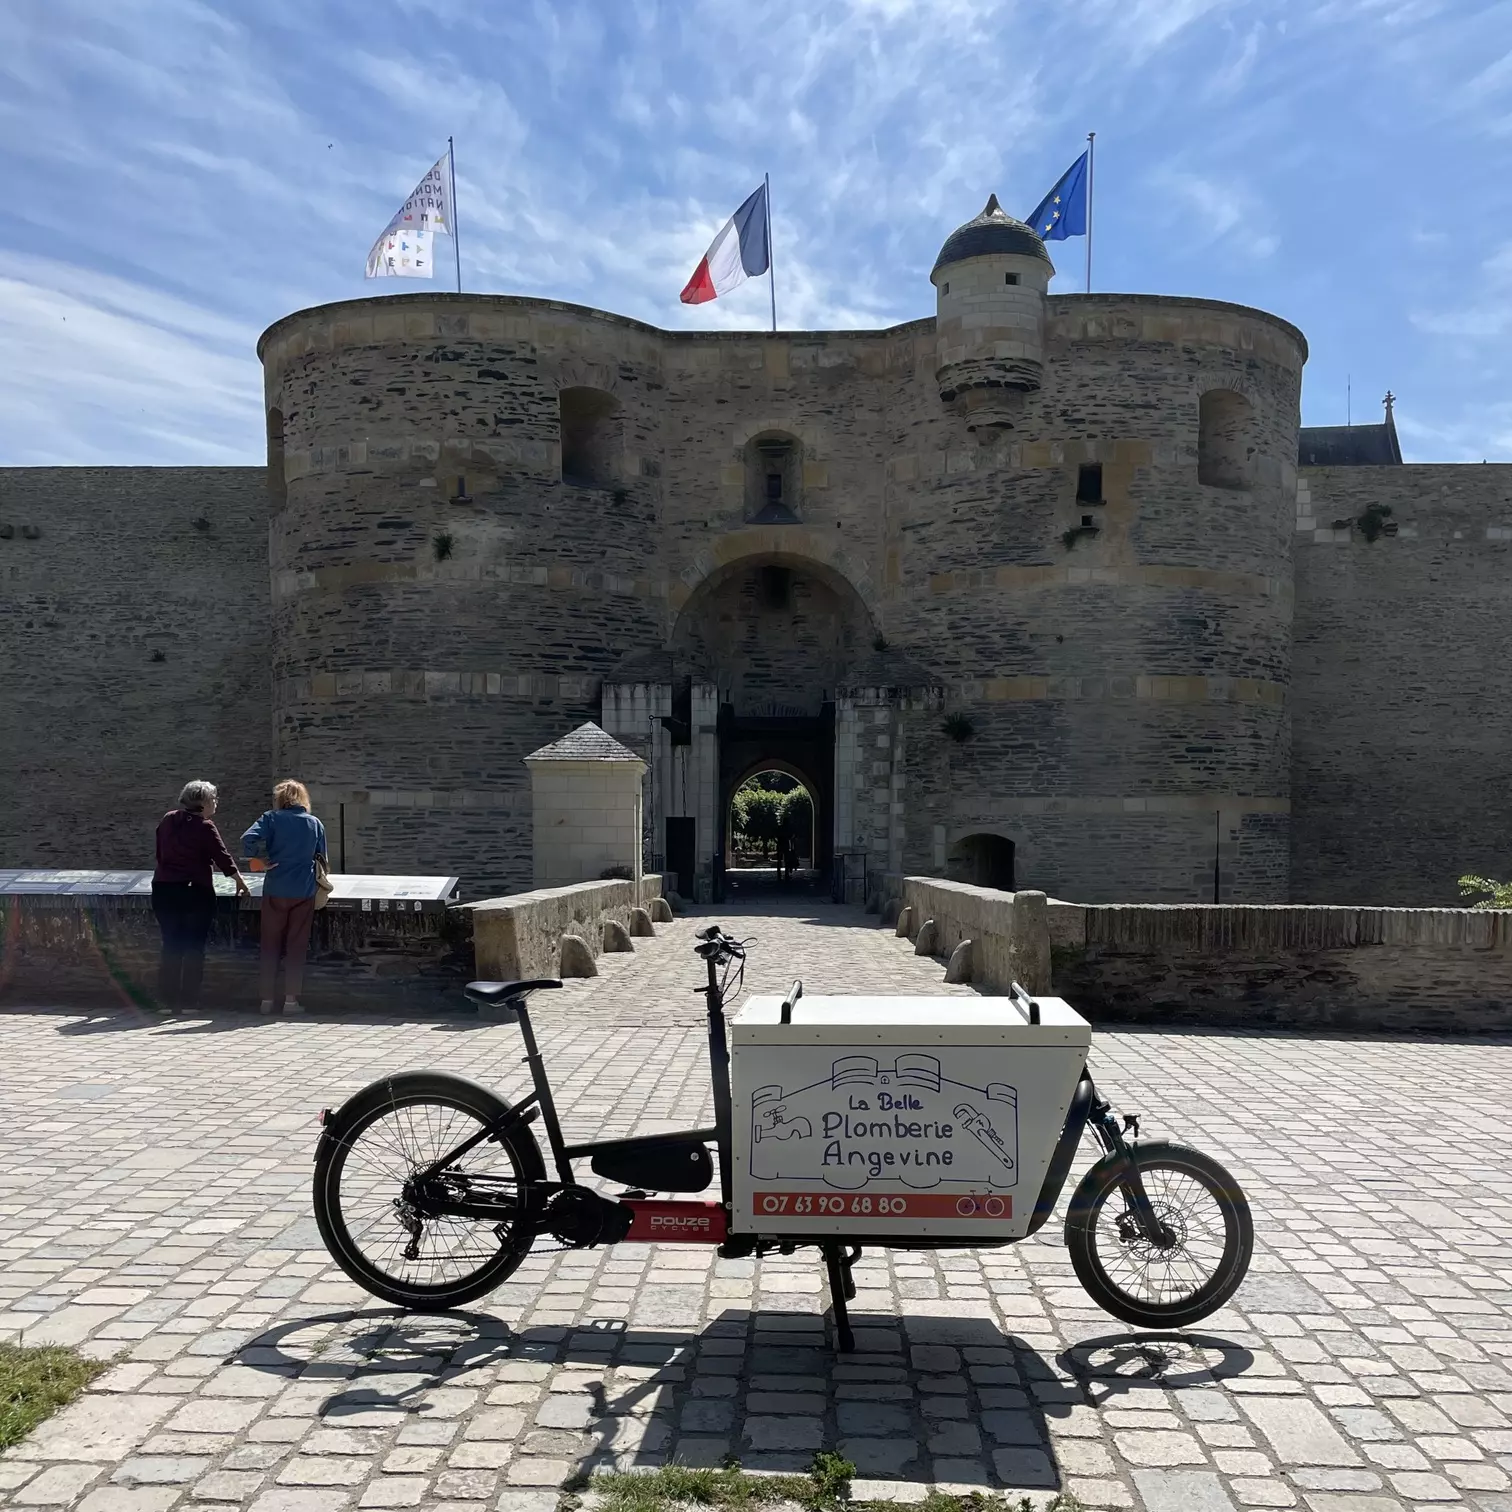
[
  {"x1": 1085, "y1": 131, "x2": 1095, "y2": 294},
  {"x1": 448, "y1": 136, "x2": 462, "y2": 295},
  {"x1": 764, "y1": 172, "x2": 777, "y2": 332}
]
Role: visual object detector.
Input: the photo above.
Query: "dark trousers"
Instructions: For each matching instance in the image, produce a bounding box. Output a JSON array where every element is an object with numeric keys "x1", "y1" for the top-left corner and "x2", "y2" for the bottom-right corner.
[
  {"x1": 260, "y1": 894, "x2": 317, "y2": 1003},
  {"x1": 151, "y1": 881, "x2": 215, "y2": 1009}
]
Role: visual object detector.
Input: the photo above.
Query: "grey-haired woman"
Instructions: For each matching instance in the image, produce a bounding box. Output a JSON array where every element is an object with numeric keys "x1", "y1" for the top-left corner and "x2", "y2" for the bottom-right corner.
[{"x1": 151, "y1": 780, "x2": 249, "y2": 1011}]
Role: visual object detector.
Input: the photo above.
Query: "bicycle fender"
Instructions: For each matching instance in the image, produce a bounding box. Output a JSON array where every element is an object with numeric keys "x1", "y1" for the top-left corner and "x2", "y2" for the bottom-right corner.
[{"x1": 1023, "y1": 1072, "x2": 1094, "y2": 1237}]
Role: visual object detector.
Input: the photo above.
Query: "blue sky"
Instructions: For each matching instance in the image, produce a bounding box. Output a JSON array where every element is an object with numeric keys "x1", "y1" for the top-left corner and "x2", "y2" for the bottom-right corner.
[{"x1": 3, "y1": 0, "x2": 1512, "y2": 465}]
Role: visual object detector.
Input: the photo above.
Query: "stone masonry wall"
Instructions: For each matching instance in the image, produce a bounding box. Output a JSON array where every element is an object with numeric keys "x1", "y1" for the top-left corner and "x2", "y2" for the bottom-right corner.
[
  {"x1": 1048, "y1": 900, "x2": 1512, "y2": 1033},
  {"x1": 1293, "y1": 465, "x2": 1512, "y2": 904},
  {"x1": 0, "y1": 467, "x2": 270, "y2": 869},
  {"x1": 258, "y1": 292, "x2": 1308, "y2": 903},
  {"x1": 888, "y1": 295, "x2": 1304, "y2": 902},
  {"x1": 9, "y1": 291, "x2": 1508, "y2": 913}
]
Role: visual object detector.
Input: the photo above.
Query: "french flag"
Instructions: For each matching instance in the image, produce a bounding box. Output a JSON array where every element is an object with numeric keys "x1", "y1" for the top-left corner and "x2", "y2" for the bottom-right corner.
[{"x1": 680, "y1": 183, "x2": 771, "y2": 305}]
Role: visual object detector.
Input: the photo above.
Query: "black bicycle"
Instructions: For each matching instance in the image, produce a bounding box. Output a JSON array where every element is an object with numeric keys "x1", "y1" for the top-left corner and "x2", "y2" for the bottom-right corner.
[{"x1": 311, "y1": 926, "x2": 1253, "y2": 1346}]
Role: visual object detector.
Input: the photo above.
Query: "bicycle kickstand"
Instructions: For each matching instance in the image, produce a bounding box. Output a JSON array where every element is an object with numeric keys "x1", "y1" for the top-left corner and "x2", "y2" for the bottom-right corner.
[{"x1": 822, "y1": 1243, "x2": 862, "y2": 1351}]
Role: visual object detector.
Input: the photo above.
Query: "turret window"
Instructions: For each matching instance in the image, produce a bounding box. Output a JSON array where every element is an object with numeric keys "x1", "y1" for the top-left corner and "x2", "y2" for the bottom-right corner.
[
  {"x1": 559, "y1": 387, "x2": 621, "y2": 489},
  {"x1": 1005, "y1": 272, "x2": 1019, "y2": 286},
  {"x1": 1076, "y1": 463, "x2": 1103, "y2": 504},
  {"x1": 267, "y1": 407, "x2": 287, "y2": 512},
  {"x1": 1198, "y1": 390, "x2": 1256, "y2": 492},
  {"x1": 744, "y1": 432, "x2": 802, "y2": 522}
]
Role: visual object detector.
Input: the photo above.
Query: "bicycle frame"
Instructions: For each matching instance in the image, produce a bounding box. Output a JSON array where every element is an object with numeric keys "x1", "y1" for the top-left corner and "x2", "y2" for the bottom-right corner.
[{"x1": 403, "y1": 940, "x2": 737, "y2": 1245}]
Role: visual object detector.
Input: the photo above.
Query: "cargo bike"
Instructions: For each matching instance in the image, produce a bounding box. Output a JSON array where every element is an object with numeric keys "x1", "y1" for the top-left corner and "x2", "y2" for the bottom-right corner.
[{"x1": 312, "y1": 926, "x2": 1253, "y2": 1347}]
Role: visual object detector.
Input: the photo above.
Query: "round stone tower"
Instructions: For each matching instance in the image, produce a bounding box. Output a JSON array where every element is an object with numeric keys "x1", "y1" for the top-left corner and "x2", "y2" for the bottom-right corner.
[
  {"x1": 257, "y1": 294, "x2": 665, "y2": 893},
  {"x1": 930, "y1": 194, "x2": 1054, "y2": 433}
]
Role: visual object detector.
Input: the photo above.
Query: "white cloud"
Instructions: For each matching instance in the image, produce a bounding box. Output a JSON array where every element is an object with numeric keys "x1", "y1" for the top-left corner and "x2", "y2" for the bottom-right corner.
[
  {"x1": 0, "y1": 259, "x2": 262, "y2": 464},
  {"x1": 1, "y1": 0, "x2": 1510, "y2": 461}
]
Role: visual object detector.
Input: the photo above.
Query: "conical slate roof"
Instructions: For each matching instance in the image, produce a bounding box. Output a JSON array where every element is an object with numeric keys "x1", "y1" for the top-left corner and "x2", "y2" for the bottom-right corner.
[
  {"x1": 932, "y1": 194, "x2": 1053, "y2": 276},
  {"x1": 525, "y1": 722, "x2": 643, "y2": 763}
]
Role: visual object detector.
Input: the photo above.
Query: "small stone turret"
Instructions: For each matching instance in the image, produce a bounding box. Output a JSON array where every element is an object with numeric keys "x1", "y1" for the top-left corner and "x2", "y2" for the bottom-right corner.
[{"x1": 931, "y1": 194, "x2": 1054, "y2": 432}]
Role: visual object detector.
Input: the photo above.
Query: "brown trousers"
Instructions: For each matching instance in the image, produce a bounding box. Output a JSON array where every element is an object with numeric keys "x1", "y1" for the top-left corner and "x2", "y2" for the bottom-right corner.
[{"x1": 260, "y1": 895, "x2": 316, "y2": 1003}]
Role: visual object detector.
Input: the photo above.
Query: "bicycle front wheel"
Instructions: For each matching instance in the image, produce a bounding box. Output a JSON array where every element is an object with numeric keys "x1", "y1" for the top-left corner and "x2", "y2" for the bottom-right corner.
[
  {"x1": 1064, "y1": 1140, "x2": 1253, "y2": 1329},
  {"x1": 313, "y1": 1071, "x2": 543, "y2": 1311}
]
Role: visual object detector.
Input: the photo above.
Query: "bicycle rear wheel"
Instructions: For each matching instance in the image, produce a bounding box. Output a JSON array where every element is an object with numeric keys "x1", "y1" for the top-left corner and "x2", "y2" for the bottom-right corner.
[
  {"x1": 1064, "y1": 1140, "x2": 1253, "y2": 1329},
  {"x1": 313, "y1": 1071, "x2": 544, "y2": 1311}
]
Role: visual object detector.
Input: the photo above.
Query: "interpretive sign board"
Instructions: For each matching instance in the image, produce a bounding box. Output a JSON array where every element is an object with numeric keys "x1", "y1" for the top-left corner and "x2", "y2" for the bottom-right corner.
[
  {"x1": 0, "y1": 871, "x2": 460, "y2": 911},
  {"x1": 729, "y1": 995, "x2": 1090, "y2": 1240}
]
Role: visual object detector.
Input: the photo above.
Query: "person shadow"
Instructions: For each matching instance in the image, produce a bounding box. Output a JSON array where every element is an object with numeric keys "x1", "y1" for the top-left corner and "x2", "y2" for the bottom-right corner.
[{"x1": 227, "y1": 1303, "x2": 1254, "y2": 1493}]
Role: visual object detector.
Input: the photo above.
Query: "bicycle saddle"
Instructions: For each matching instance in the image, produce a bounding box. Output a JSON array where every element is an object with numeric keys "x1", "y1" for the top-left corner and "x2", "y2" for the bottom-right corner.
[{"x1": 464, "y1": 978, "x2": 563, "y2": 1004}]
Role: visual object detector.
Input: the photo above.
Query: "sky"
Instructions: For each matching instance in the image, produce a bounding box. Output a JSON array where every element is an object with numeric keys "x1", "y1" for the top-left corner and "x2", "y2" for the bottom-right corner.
[{"x1": 4, "y1": 0, "x2": 1512, "y2": 466}]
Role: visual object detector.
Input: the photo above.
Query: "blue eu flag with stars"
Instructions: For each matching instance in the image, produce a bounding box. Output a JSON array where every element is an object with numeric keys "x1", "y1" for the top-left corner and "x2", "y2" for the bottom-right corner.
[{"x1": 1026, "y1": 151, "x2": 1089, "y2": 241}]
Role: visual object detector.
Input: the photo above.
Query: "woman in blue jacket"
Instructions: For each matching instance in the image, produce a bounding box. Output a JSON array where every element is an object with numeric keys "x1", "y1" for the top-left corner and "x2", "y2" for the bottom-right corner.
[{"x1": 242, "y1": 780, "x2": 327, "y2": 1014}]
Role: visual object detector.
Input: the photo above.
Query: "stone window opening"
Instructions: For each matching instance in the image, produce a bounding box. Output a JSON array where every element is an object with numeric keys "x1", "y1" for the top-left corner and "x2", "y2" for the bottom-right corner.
[
  {"x1": 1198, "y1": 389, "x2": 1256, "y2": 491},
  {"x1": 947, "y1": 832, "x2": 1015, "y2": 891},
  {"x1": 1076, "y1": 462, "x2": 1103, "y2": 504},
  {"x1": 1005, "y1": 272, "x2": 1020, "y2": 286},
  {"x1": 759, "y1": 564, "x2": 792, "y2": 609},
  {"x1": 745, "y1": 432, "x2": 802, "y2": 522},
  {"x1": 559, "y1": 386, "x2": 622, "y2": 489},
  {"x1": 267, "y1": 407, "x2": 287, "y2": 512}
]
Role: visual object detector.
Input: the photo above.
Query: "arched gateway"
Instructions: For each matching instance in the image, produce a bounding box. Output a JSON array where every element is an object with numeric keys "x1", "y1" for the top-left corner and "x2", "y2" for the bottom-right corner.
[{"x1": 600, "y1": 551, "x2": 938, "y2": 904}]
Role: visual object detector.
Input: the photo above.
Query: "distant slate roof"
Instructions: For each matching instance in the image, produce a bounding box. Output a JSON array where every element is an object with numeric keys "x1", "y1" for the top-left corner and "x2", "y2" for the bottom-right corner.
[
  {"x1": 1298, "y1": 422, "x2": 1402, "y2": 467},
  {"x1": 525, "y1": 722, "x2": 643, "y2": 763}
]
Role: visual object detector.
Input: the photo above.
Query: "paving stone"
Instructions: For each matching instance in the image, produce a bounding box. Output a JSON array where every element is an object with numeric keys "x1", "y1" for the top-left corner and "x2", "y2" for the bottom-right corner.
[
  {"x1": 22, "y1": 1392, "x2": 174, "y2": 1460},
  {"x1": 247, "y1": 1493, "x2": 355, "y2": 1512},
  {"x1": 4, "y1": 911, "x2": 1512, "y2": 1510},
  {"x1": 1131, "y1": 1470, "x2": 1240, "y2": 1512},
  {"x1": 76, "y1": 1492, "x2": 185, "y2": 1512},
  {"x1": 194, "y1": 1470, "x2": 271, "y2": 1501},
  {"x1": 1230, "y1": 1480, "x2": 1296, "y2": 1507},
  {"x1": 840, "y1": 1436, "x2": 922, "y2": 1474},
  {"x1": 991, "y1": 1447, "x2": 1056, "y2": 1486},
  {"x1": 1387, "y1": 1472, "x2": 1462, "y2": 1500},
  {"x1": 1241, "y1": 1399, "x2": 1363, "y2": 1467},
  {"x1": 10, "y1": 1462, "x2": 101, "y2": 1505},
  {"x1": 1118, "y1": 1431, "x2": 1209, "y2": 1467},
  {"x1": 837, "y1": 1402, "x2": 912, "y2": 1436}
]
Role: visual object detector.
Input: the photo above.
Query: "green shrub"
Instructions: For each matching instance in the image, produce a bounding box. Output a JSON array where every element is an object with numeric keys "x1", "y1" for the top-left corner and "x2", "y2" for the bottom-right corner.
[{"x1": 1459, "y1": 874, "x2": 1512, "y2": 909}]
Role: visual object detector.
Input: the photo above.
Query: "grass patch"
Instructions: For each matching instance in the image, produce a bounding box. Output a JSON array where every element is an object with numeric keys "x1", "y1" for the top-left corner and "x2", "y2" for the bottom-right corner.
[
  {"x1": 0, "y1": 1343, "x2": 108, "y2": 1453},
  {"x1": 584, "y1": 1455, "x2": 1085, "y2": 1512}
]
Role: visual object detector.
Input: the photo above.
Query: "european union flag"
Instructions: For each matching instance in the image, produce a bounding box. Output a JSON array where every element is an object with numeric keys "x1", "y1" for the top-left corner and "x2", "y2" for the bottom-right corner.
[{"x1": 1026, "y1": 151, "x2": 1089, "y2": 242}]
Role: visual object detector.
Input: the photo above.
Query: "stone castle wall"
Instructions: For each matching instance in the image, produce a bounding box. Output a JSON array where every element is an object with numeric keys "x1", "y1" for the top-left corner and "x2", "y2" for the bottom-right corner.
[
  {"x1": 2, "y1": 293, "x2": 1508, "y2": 908},
  {"x1": 891, "y1": 294, "x2": 1303, "y2": 902},
  {"x1": 0, "y1": 467, "x2": 270, "y2": 869},
  {"x1": 256, "y1": 291, "x2": 1307, "y2": 901},
  {"x1": 1292, "y1": 464, "x2": 1512, "y2": 904}
]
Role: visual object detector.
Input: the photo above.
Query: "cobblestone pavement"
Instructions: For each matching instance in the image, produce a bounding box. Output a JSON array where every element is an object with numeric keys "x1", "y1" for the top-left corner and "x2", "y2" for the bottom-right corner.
[{"x1": 2, "y1": 902, "x2": 1511, "y2": 1512}]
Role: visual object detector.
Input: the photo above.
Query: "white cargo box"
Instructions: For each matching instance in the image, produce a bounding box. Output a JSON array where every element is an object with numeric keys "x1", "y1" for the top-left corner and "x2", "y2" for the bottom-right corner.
[{"x1": 729, "y1": 994, "x2": 1090, "y2": 1241}]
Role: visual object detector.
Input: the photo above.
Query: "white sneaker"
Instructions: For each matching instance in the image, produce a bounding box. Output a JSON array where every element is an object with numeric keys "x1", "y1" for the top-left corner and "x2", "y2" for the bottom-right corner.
[
  {"x1": 258, "y1": 1000, "x2": 277, "y2": 1015},
  {"x1": 284, "y1": 1000, "x2": 306, "y2": 1015}
]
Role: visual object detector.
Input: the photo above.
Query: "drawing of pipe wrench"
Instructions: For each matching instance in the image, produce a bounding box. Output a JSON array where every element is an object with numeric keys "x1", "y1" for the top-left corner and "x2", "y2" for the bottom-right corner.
[{"x1": 953, "y1": 1102, "x2": 1016, "y2": 1172}]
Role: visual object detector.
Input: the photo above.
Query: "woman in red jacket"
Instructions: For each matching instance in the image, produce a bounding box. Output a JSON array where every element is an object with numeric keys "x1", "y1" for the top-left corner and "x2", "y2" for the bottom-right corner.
[{"x1": 152, "y1": 780, "x2": 249, "y2": 1012}]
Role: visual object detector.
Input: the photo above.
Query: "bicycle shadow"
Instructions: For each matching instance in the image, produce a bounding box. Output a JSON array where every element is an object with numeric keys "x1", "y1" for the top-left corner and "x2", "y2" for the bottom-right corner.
[{"x1": 227, "y1": 1304, "x2": 1255, "y2": 1490}]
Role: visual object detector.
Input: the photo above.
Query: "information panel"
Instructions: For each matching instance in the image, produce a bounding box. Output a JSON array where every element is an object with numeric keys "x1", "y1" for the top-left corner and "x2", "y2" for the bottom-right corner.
[{"x1": 0, "y1": 871, "x2": 461, "y2": 912}]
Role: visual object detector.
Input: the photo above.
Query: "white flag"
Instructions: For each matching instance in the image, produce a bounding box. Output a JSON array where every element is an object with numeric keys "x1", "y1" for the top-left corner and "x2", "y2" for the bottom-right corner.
[
  {"x1": 364, "y1": 151, "x2": 451, "y2": 279},
  {"x1": 366, "y1": 226, "x2": 435, "y2": 279}
]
